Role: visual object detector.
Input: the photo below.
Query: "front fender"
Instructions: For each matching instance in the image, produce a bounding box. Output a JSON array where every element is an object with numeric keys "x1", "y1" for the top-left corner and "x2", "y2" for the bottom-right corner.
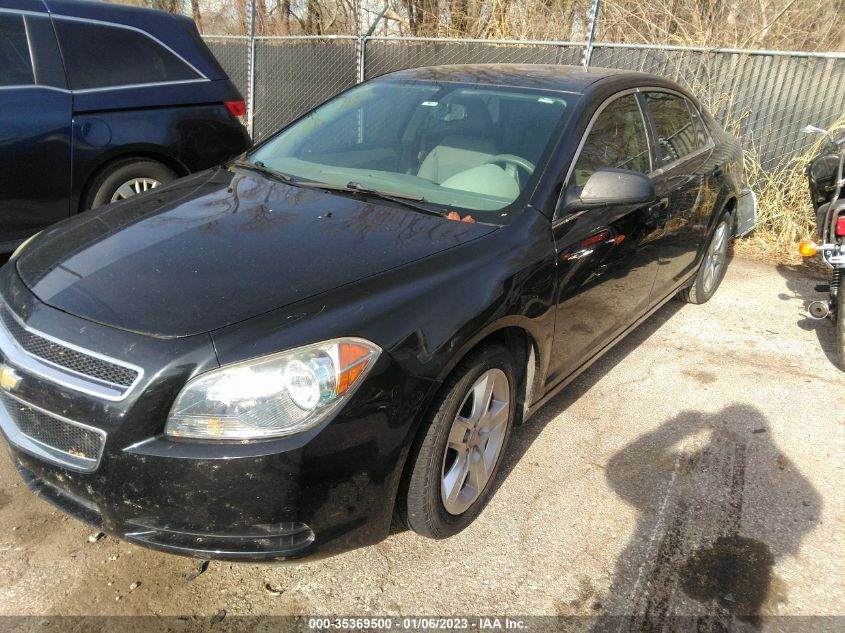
[{"x1": 207, "y1": 209, "x2": 557, "y2": 526}]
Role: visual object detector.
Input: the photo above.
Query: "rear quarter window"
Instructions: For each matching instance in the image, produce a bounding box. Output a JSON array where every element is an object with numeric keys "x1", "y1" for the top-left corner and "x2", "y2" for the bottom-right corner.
[
  {"x1": 54, "y1": 18, "x2": 201, "y2": 90},
  {"x1": 0, "y1": 13, "x2": 34, "y2": 86}
]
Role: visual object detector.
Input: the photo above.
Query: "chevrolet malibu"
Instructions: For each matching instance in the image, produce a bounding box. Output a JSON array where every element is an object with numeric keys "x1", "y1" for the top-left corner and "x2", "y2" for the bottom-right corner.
[{"x1": 0, "y1": 65, "x2": 756, "y2": 561}]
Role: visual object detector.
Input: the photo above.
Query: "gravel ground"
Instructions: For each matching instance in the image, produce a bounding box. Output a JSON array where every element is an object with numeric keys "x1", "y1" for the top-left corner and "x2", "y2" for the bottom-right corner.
[{"x1": 0, "y1": 256, "x2": 843, "y2": 626}]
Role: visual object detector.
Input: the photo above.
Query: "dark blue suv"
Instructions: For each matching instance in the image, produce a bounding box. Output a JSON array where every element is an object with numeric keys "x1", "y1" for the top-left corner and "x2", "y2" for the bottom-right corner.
[{"x1": 0, "y1": 0, "x2": 251, "y2": 250}]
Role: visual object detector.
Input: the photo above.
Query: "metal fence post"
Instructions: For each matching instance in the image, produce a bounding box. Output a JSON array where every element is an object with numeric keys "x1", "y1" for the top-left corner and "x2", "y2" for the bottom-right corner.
[
  {"x1": 247, "y1": 0, "x2": 257, "y2": 137},
  {"x1": 358, "y1": 4, "x2": 390, "y2": 83},
  {"x1": 581, "y1": 0, "x2": 601, "y2": 68},
  {"x1": 357, "y1": 36, "x2": 366, "y2": 84}
]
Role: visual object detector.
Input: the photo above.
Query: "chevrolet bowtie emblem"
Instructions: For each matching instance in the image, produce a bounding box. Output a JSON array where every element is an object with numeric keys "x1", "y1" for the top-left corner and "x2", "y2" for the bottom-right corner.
[{"x1": 0, "y1": 365, "x2": 21, "y2": 392}]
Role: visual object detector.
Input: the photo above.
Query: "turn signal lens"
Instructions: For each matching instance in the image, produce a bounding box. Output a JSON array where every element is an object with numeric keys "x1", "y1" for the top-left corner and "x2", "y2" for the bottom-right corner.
[
  {"x1": 337, "y1": 342, "x2": 373, "y2": 395},
  {"x1": 798, "y1": 240, "x2": 818, "y2": 257}
]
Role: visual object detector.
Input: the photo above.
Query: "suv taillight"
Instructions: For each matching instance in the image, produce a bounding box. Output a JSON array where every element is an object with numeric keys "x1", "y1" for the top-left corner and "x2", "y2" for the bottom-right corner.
[
  {"x1": 225, "y1": 100, "x2": 247, "y2": 126},
  {"x1": 836, "y1": 215, "x2": 845, "y2": 237}
]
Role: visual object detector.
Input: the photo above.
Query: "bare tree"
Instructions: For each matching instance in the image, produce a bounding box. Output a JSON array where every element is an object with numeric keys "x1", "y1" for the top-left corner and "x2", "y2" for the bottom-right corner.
[
  {"x1": 191, "y1": 0, "x2": 203, "y2": 32},
  {"x1": 114, "y1": 0, "x2": 845, "y2": 50}
]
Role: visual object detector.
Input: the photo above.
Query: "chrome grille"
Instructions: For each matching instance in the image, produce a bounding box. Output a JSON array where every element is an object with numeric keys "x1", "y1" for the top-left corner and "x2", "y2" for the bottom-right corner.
[
  {"x1": 0, "y1": 392, "x2": 104, "y2": 470},
  {"x1": 0, "y1": 306, "x2": 138, "y2": 387}
]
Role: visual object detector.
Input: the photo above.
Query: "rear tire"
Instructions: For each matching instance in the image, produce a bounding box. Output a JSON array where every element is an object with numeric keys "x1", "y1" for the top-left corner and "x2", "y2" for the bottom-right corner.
[
  {"x1": 678, "y1": 211, "x2": 732, "y2": 304},
  {"x1": 83, "y1": 159, "x2": 176, "y2": 210},
  {"x1": 399, "y1": 344, "x2": 516, "y2": 539}
]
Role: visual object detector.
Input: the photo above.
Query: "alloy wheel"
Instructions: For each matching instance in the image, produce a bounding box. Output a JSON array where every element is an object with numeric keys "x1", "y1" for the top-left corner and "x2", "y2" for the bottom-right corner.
[
  {"x1": 701, "y1": 220, "x2": 729, "y2": 295},
  {"x1": 110, "y1": 178, "x2": 161, "y2": 202},
  {"x1": 440, "y1": 368, "x2": 510, "y2": 515}
]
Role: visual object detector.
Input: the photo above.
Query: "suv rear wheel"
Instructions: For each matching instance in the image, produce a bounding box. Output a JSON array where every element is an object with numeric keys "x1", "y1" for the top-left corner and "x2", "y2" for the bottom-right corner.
[{"x1": 83, "y1": 159, "x2": 176, "y2": 210}]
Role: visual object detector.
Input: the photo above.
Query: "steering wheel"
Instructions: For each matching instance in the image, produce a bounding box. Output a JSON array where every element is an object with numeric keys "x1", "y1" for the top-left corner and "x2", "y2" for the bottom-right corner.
[{"x1": 483, "y1": 154, "x2": 536, "y2": 187}]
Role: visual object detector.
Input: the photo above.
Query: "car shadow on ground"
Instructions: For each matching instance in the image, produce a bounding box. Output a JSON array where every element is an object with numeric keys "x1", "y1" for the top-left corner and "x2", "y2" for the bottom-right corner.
[{"x1": 775, "y1": 262, "x2": 842, "y2": 370}]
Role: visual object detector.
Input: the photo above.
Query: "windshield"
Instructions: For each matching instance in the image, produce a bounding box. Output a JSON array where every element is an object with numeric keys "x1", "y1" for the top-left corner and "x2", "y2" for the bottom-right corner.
[{"x1": 248, "y1": 79, "x2": 576, "y2": 222}]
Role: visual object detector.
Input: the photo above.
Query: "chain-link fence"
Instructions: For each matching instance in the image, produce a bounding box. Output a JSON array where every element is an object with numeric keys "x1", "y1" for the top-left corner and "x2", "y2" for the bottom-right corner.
[
  {"x1": 202, "y1": 34, "x2": 845, "y2": 171},
  {"x1": 362, "y1": 37, "x2": 584, "y2": 80},
  {"x1": 203, "y1": 36, "x2": 250, "y2": 101},
  {"x1": 252, "y1": 36, "x2": 359, "y2": 140}
]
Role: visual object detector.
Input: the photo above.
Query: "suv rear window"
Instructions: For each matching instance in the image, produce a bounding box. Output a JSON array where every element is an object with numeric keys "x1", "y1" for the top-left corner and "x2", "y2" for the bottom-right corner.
[
  {"x1": 54, "y1": 19, "x2": 201, "y2": 90},
  {"x1": 0, "y1": 14, "x2": 34, "y2": 86}
]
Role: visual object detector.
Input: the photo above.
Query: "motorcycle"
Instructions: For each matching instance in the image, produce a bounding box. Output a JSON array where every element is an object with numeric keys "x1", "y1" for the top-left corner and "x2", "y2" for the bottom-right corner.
[{"x1": 800, "y1": 124, "x2": 845, "y2": 367}]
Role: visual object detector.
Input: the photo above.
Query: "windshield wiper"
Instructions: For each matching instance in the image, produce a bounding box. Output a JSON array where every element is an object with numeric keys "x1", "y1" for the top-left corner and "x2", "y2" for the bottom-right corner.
[
  {"x1": 296, "y1": 180, "x2": 447, "y2": 218},
  {"x1": 230, "y1": 167, "x2": 448, "y2": 219},
  {"x1": 231, "y1": 159, "x2": 293, "y2": 183}
]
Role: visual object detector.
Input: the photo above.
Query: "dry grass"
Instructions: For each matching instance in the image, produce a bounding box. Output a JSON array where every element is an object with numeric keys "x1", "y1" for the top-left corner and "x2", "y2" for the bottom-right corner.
[
  {"x1": 733, "y1": 151, "x2": 814, "y2": 265},
  {"x1": 734, "y1": 118, "x2": 845, "y2": 265}
]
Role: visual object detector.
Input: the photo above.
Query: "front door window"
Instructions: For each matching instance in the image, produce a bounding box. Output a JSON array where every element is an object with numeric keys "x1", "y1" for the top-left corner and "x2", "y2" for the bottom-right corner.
[{"x1": 571, "y1": 94, "x2": 651, "y2": 188}]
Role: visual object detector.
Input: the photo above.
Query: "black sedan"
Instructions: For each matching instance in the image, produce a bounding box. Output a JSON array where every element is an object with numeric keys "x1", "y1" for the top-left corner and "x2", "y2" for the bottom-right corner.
[{"x1": 0, "y1": 65, "x2": 756, "y2": 561}]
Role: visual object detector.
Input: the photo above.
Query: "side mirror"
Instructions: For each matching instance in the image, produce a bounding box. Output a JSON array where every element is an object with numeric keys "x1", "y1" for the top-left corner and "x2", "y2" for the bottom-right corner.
[
  {"x1": 803, "y1": 124, "x2": 833, "y2": 143},
  {"x1": 559, "y1": 168, "x2": 656, "y2": 215},
  {"x1": 803, "y1": 124, "x2": 829, "y2": 136}
]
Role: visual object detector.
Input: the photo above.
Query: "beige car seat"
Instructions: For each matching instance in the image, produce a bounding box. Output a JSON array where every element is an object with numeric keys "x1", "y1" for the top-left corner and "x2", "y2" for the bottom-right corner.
[{"x1": 417, "y1": 97, "x2": 497, "y2": 183}]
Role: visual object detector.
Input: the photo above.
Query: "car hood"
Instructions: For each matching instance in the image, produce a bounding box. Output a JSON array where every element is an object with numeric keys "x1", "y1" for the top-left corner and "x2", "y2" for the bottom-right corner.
[{"x1": 16, "y1": 168, "x2": 496, "y2": 337}]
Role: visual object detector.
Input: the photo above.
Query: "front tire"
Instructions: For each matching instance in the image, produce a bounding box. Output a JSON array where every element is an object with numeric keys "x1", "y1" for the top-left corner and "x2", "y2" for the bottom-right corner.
[
  {"x1": 399, "y1": 345, "x2": 516, "y2": 539},
  {"x1": 83, "y1": 159, "x2": 176, "y2": 210},
  {"x1": 679, "y1": 211, "x2": 732, "y2": 304},
  {"x1": 836, "y1": 285, "x2": 845, "y2": 370}
]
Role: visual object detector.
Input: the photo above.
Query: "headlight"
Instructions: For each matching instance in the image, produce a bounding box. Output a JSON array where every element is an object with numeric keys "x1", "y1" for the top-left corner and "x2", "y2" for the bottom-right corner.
[{"x1": 164, "y1": 338, "x2": 381, "y2": 441}]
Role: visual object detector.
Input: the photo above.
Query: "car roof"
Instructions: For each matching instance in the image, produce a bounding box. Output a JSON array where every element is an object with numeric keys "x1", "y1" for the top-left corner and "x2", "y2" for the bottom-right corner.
[{"x1": 378, "y1": 64, "x2": 673, "y2": 94}]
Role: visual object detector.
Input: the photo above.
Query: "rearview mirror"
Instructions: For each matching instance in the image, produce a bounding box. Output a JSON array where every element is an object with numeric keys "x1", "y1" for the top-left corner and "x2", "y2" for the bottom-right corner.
[{"x1": 559, "y1": 168, "x2": 656, "y2": 215}]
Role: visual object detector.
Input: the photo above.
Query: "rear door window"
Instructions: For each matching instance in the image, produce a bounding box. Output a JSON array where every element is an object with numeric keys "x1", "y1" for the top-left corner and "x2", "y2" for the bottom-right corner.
[
  {"x1": 644, "y1": 92, "x2": 710, "y2": 165},
  {"x1": 54, "y1": 19, "x2": 201, "y2": 90},
  {"x1": 0, "y1": 13, "x2": 34, "y2": 86}
]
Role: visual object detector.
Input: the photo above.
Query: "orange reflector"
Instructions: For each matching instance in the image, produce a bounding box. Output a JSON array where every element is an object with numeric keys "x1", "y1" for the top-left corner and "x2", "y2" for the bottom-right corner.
[
  {"x1": 798, "y1": 240, "x2": 817, "y2": 257},
  {"x1": 337, "y1": 363, "x2": 366, "y2": 395},
  {"x1": 339, "y1": 342, "x2": 370, "y2": 368},
  {"x1": 336, "y1": 343, "x2": 373, "y2": 395}
]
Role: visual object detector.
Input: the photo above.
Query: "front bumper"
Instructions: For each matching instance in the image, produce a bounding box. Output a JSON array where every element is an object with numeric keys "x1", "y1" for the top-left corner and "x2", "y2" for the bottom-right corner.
[
  {"x1": 0, "y1": 267, "x2": 434, "y2": 561},
  {"x1": 8, "y1": 444, "x2": 330, "y2": 561}
]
